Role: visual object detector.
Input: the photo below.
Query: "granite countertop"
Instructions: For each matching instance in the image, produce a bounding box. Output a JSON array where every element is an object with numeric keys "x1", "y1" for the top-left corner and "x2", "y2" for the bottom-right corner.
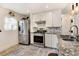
[{"x1": 59, "y1": 37, "x2": 79, "y2": 56}]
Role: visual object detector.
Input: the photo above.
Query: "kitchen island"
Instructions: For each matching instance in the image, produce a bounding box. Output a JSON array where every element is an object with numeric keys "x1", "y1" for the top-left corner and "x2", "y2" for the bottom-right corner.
[{"x1": 59, "y1": 35, "x2": 79, "y2": 56}]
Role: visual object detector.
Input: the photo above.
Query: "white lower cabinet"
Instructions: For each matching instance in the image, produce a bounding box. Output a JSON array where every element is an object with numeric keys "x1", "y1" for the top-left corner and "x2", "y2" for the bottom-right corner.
[
  {"x1": 45, "y1": 33, "x2": 58, "y2": 49},
  {"x1": 45, "y1": 34, "x2": 52, "y2": 47},
  {"x1": 51, "y1": 34, "x2": 58, "y2": 48}
]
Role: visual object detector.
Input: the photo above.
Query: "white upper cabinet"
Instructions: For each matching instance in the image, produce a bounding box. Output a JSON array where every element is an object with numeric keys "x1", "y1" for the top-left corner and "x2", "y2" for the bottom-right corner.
[
  {"x1": 39, "y1": 13, "x2": 46, "y2": 21},
  {"x1": 30, "y1": 15, "x2": 39, "y2": 32},
  {"x1": 30, "y1": 10, "x2": 62, "y2": 32},
  {"x1": 52, "y1": 10, "x2": 61, "y2": 27},
  {"x1": 46, "y1": 12, "x2": 53, "y2": 27},
  {"x1": 31, "y1": 15, "x2": 38, "y2": 27},
  {"x1": 46, "y1": 10, "x2": 62, "y2": 27}
]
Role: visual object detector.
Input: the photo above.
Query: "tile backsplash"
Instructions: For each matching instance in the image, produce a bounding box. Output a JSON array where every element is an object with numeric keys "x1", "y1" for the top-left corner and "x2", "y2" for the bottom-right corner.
[{"x1": 46, "y1": 27, "x2": 61, "y2": 34}]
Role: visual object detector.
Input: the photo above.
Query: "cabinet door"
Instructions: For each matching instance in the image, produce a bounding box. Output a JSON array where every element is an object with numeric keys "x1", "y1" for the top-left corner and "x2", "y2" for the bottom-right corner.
[
  {"x1": 31, "y1": 15, "x2": 38, "y2": 27},
  {"x1": 52, "y1": 10, "x2": 61, "y2": 27},
  {"x1": 46, "y1": 12, "x2": 53, "y2": 27},
  {"x1": 40, "y1": 13, "x2": 45, "y2": 21},
  {"x1": 45, "y1": 34, "x2": 52, "y2": 47},
  {"x1": 46, "y1": 10, "x2": 61, "y2": 27},
  {"x1": 51, "y1": 34, "x2": 58, "y2": 49}
]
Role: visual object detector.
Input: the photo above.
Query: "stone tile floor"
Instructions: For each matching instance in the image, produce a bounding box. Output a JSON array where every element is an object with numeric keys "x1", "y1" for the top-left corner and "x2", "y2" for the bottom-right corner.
[{"x1": 7, "y1": 45, "x2": 58, "y2": 56}]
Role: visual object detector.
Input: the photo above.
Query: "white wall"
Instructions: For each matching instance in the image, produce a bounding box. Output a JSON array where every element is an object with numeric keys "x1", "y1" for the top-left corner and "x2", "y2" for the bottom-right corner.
[{"x1": 0, "y1": 6, "x2": 26, "y2": 52}]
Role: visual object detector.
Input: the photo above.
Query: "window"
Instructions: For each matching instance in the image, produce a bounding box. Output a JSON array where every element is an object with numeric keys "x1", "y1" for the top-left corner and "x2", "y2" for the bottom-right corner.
[{"x1": 4, "y1": 17, "x2": 17, "y2": 31}]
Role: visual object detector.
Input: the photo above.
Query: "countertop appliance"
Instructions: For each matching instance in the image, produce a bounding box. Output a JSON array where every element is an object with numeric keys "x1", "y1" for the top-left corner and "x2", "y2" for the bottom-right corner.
[{"x1": 18, "y1": 18, "x2": 30, "y2": 45}]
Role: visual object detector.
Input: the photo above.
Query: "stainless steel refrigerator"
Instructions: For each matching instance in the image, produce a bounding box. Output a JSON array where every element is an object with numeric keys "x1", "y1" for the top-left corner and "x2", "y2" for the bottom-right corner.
[{"x1": 18, "y1": 18, "x2": 30, "y2": 45}]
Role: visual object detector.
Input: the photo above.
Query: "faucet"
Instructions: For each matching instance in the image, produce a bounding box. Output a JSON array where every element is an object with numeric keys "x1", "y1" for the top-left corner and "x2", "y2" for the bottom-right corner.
[{"x1": 69, "y1": 25, "x2": 78, "y2": 41}]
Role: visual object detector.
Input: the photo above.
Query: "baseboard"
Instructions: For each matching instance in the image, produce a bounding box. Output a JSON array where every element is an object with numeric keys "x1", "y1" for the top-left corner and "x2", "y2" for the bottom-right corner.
[
  {"x1": 0, "y1": 44, "x2": 19, "y2": 56},
  {"x1": 30, "y1": 43, "x2": 58, "y2": 50},
  {"x1": 19, "y1": 43, "x2": 30, "y2": 45},
  {"x1": 45, "y1": 46, "x2": 59, "y2": 50}
]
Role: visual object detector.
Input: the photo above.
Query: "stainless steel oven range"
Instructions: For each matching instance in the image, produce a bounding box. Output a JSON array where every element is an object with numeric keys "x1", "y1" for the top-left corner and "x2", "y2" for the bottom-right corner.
[{"x1": 33, "y1": 32, "x2": 45, "y2": 47}]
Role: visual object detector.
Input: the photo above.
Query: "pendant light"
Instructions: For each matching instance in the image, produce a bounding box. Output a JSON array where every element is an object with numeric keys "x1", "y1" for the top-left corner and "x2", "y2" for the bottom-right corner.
[
  {"x1": 75, "y1": 3, "x2": 78, "y2": 13},
  {"x1": 72, "y1": 4, "x2": 74, "y2": 10},
  {"x1": 71, "y1": 4, "x2": 75, "y2": 15},
  {"x1": 76, "y1": 3, "x2": 78, "y2": 6}
]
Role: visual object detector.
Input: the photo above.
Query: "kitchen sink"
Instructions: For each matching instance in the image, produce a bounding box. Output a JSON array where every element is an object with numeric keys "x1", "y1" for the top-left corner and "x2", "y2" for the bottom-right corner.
[
  {"x1": 62, "y1": 39, "x2": 74, "y2": 41},
  {"x1": 60, "y1": 35, "x2": 74, "y2": 41}
]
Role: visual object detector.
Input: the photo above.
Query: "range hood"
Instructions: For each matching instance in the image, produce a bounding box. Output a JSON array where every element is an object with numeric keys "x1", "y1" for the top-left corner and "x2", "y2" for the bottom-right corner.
[{"x1": 35, "y1": 20, "x2": 46, "y2": 25}]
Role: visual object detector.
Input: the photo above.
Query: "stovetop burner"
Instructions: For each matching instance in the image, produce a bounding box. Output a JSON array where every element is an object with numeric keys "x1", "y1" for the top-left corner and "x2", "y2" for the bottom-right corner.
[{"x1": 34, "y1": 30, "x2": 47, "y2": 33}]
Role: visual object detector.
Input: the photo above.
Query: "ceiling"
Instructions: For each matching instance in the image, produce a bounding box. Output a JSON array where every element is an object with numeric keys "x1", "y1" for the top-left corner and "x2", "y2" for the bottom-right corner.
[{"x1": 0, "y1": 3, "x2": 71, "y2": 15}]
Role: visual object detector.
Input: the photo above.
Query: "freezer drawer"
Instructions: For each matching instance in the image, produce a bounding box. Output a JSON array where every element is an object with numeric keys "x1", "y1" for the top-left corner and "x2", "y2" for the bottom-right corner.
[{"x1": 19, "y1": 34, "x2": 29, "y2": 44}]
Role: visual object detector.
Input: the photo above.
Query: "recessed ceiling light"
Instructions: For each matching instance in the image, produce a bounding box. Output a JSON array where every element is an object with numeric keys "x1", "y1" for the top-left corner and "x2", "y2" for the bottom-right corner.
[
  {"x1": 49, "y1": 12, "x2": 52, "y2": 14},
  {"x1": 26, "y1": 9, "x2": 30, "y2": 13},
  {"x1": 46, "y1": 5, "x2": 48, "y2": 8},
  {"x1": 75, "y1": 3, "x2": 78, "y2": 12}
]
